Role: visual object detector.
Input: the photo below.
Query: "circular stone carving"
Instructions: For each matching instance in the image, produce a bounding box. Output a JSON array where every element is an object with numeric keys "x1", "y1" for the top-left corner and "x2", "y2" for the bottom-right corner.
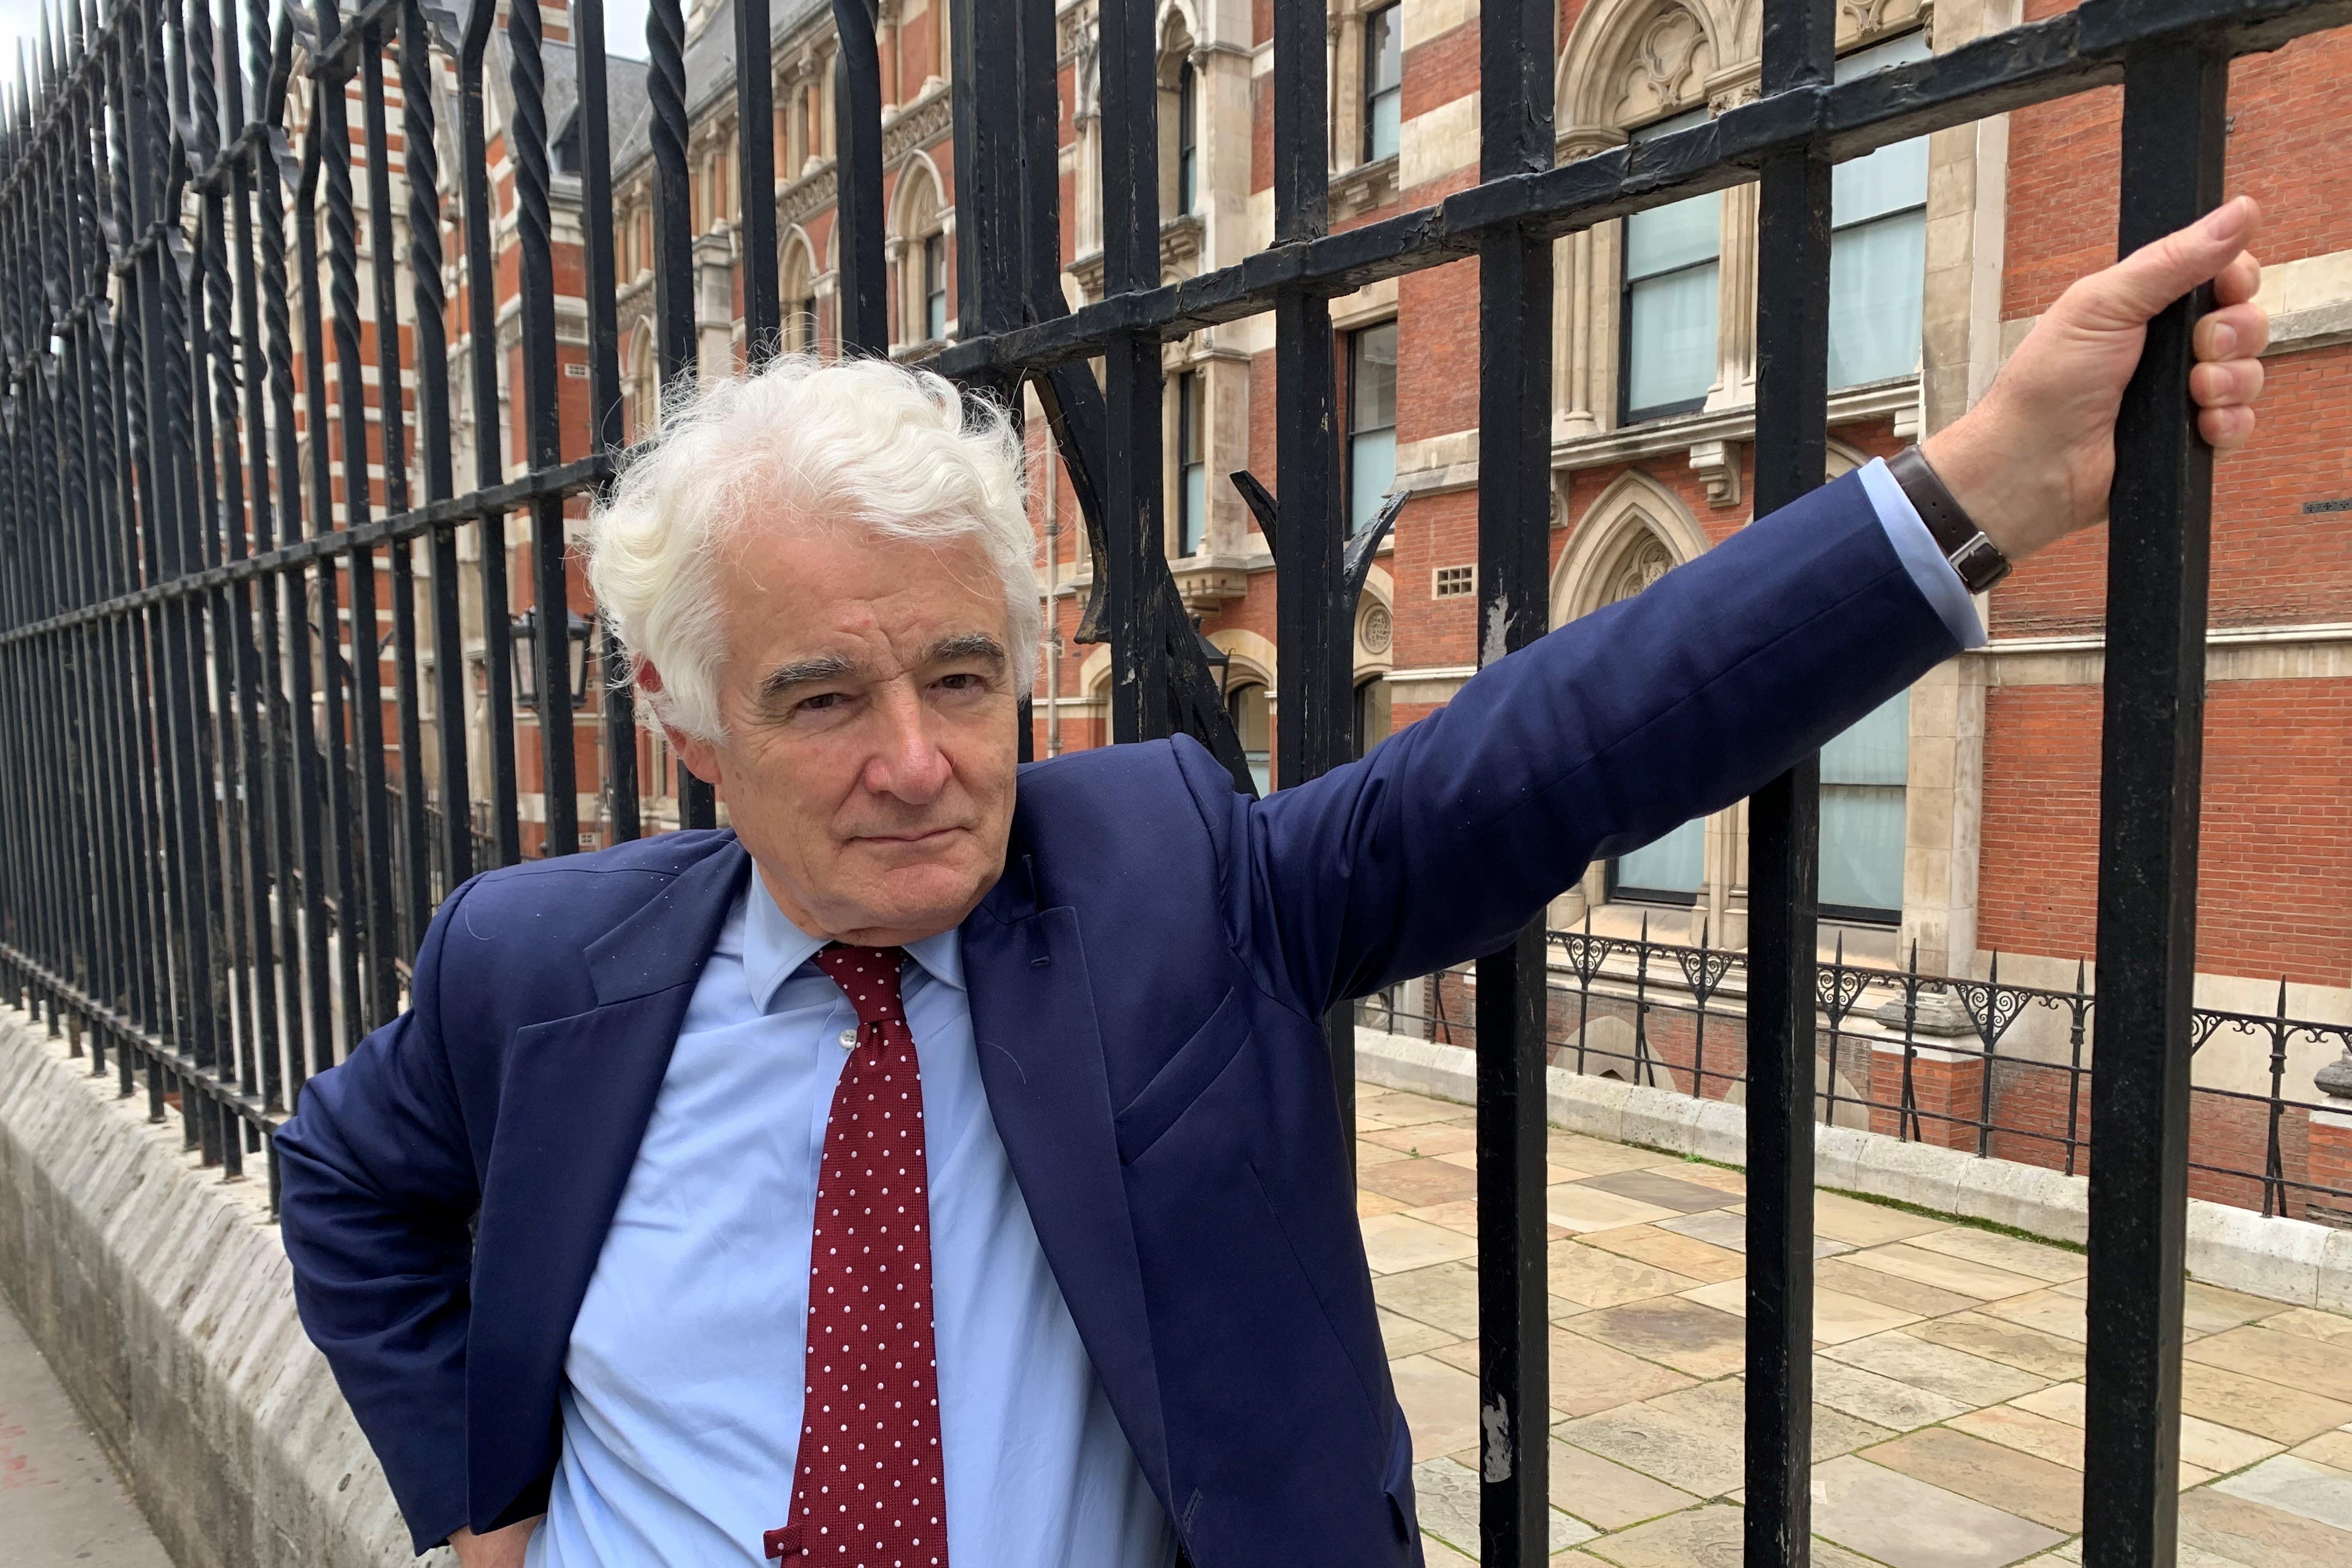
[{"x1": 1360, "y1": 604, "x2": 1393, "y2": 654}]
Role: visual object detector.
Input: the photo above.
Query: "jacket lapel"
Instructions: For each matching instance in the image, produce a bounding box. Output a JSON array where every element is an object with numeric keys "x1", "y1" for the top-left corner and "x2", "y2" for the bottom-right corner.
[
  {"x1": 466, "y1": 836, "x2": 753, "y2": 1530},
  {"x1": 961, "y1": 895, "x2": 1174, "y2": 1506}
]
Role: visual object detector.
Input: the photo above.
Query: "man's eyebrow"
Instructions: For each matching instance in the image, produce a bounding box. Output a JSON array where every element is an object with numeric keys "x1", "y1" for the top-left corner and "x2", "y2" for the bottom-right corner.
[
  {"x1": 927, "y1": 632, "x2": 1007, "y2": 667},
  {"x1": 756, "y1": 653, "x2": 859, "y2": 704}
]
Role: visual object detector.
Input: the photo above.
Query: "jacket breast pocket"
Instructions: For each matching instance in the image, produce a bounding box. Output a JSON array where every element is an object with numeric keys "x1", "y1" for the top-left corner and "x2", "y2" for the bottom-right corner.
[{"x1": 1113, "y1": 986, "x2": 1250, "y2": 1165}]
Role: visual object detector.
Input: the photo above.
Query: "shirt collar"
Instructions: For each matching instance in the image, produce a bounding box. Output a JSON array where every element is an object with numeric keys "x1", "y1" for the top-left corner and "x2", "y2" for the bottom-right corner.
[{"x1": 741, "y1": 873, "x2": 967, "y2": 1013}]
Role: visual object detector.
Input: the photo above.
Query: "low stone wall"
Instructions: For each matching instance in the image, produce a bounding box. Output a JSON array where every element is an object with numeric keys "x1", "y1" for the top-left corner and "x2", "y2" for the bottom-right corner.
[
  {"x1": 1357, "y1": 1025, "x2": 2352, "y2": 1313},
  {"x1": 0, "y1": 1007, "x2": 444, "y2": 1568}
]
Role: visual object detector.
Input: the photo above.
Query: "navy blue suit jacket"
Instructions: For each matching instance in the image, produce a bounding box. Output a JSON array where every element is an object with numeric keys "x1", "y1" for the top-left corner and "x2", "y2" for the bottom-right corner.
[{"x1": 275, "y1": 471, "x2": 1961, "y2": 1564}]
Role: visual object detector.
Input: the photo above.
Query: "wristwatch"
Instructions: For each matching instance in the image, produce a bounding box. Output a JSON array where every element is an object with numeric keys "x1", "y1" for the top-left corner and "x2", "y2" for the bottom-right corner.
[{"x1": 1888, "y1": 443, "x2": 2010, "y2": 594}]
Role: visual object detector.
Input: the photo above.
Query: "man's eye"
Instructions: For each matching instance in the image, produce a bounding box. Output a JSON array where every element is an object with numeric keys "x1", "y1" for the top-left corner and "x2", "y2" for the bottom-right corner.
[
  {"x1": 937, "y1": 673, "x2": 983, "y2": 692},
  {"x1": 798, "y1": 692, "x2": 844, "y2": 713}
]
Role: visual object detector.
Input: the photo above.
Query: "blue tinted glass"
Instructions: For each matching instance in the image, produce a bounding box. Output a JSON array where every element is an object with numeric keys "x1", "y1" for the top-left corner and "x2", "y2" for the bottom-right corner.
[
  {"x1": 1617, "y1": 816, "x2": 1705, "y2": 897},
  {"x1": 1827, "y1": 213, "x2": 1925, "y2": 387},
  {"x1": 1626, "y1": 262, "x2": 1718, "y2": 414}
]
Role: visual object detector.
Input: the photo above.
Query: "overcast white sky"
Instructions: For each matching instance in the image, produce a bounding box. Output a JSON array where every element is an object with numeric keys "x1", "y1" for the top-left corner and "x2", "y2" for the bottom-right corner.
[{"x1": 0, "y1": 0, "x2": 655, "y2": 88}]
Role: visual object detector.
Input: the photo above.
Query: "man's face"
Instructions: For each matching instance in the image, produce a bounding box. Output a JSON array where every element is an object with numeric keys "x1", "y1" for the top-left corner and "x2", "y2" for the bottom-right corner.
[{"x1": 658, "y1": 511, "x2": 1019, "y2": 946}]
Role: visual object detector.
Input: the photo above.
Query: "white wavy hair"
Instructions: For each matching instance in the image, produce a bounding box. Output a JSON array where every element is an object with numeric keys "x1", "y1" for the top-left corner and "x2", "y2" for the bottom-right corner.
[{"x1": 584, "y1": 354, "x2": 1038, "y2": 743}]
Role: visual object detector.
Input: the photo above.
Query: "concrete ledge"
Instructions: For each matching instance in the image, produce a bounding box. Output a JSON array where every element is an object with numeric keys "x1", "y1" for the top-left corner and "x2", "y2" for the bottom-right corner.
[
  {"x1": 1356, "y1": 1026, "x2": 2352, "y2": 1310},
  {"x1": 0, "y1": 1007, "x2": 444, "y2": 1568}
]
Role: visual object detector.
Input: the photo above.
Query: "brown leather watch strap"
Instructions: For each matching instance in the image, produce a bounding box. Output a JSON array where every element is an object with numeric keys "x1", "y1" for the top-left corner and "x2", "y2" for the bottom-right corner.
[{"x1": 1888, "y1": 443, "x2": 2010, "y2": 594}]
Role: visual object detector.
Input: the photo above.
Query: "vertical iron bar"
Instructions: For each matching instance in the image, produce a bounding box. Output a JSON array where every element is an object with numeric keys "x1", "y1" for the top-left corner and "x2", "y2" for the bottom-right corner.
[
  {"x1": 830, "y1": 0, "x2": 885, "y2": 355},
  {"x1": 647, "y1": 0, "x2": 713, "y2": 827},
  {"x1": 1097, "y1": 0, "x2": 1161, "y2": 747},
  {"x1": 1475, "y1": 1, "x2": 1556, "y2": 1556},
  {"x1": 2080, "y1": 42, "x2": 2227, "y2": 1567},
  {"x1": 508, "y1": 0, "x2": 577, "y2": 858},
  {"x1": 456, "y1": 0, "x2": 519, "y2": 864},
  {"x1": 569, "y1": 0, "x2": 637, "y2": 845},
  {"x1": 360, "y1": 20, "x2": 429, "y2": 951},
  {"x1": 733, "y1": 0, "x2": 779, "y2": 366},
  {"x1": 1745, "y1": 3, "x2": 1835, "y2": 1563},
  {"x1": 1266, "y1": 0, "x2": 1352, "y2": 1140},
  {"x1": 403, "y1": 0, "x2": 472, "y2": 891}
]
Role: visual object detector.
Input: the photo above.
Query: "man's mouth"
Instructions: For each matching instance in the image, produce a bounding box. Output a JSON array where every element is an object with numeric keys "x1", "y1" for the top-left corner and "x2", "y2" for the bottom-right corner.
[{"x1": 855, "y1": 826, "x2": 966, "y2": 846}]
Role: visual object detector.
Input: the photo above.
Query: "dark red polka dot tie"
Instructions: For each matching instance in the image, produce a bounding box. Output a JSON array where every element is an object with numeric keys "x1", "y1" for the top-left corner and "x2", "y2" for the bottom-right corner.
[{"x1": 764, "y1": 944, "x2": 951, "y2": 1566}]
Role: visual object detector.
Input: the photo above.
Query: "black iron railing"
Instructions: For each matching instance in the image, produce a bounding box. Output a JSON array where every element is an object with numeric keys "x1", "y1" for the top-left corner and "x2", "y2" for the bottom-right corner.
[
  {"x1": 4, "y1": 1, "x2": 2351, "y2": 1564},
  {"x1": 1359, "y1": 928, "x2": 2352, "y2": 1224}
]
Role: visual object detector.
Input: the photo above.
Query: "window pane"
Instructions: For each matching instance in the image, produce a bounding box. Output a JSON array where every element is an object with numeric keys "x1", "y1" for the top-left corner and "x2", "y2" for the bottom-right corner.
[
  {"x1": 1821, "y1": 785, "x2": 1906, "y2": 914},
  {"x1": 1349, "y1": 428, "x2": 1395, "y2": 534},
  {"x1": 1365, "y1": 5, "x2": 1401, "y2": 161},
  {"x1": 1827, "y1": 211, "x2": 1925, "y2": 387},
  {"x1": 1368, "y1": 89, "x2": 1401, "y2": 162},
  {"x1": 1823, "y1": 690, "x2": 1908, "y2": 786},
  {"x1": 1616, "y1": 816, "x2": 1704, "y2": 898},
  {"x1": 1352, "y1": 322, "x2": 1398, "y2": 433},
  {"x1": 1834, "y1": 134, "x2": 1929, "y2": 226},
  {"x1": 1367, "y1": 6, "x2": 1401, "y2": 93},
  {"x1": 1229, "y1": 684, "x2": 1272, "y2": 796},
  {"x1": 1354, "y1": 678, "x2": 1391, "y2": 760},
  {"x1": 1625, "y1": 190, "x2": 1722, "y2": 279},
  {"x1": 1820, "y1": 690, "x2": 1907, "y2": 915},
  {"x1": 1626, "y1": 260, "x2": 1718, "y2": 414}
]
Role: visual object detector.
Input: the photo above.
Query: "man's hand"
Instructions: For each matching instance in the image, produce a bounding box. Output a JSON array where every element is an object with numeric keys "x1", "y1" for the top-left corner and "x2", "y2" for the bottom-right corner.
[
  {"x1": 449, "y1": 1518, "x2": 541, "y2": 1568},
  {"x1": 1922, "y1": 195, "x2": 2268, "y2": 565}
]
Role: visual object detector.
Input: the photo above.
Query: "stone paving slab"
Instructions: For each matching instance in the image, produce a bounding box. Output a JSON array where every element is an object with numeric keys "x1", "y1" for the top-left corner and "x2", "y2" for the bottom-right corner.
[
  {"x1": 1350, "y1": 1080, "x2": 2352, "y2": 1567},
  {"x1": 0, "y1": 1287, "x2": 174, "y2": 1568}
]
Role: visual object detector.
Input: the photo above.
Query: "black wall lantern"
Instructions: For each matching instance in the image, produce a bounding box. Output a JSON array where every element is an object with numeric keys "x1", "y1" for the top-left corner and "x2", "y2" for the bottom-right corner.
[
  {"x1": 512, "y1": 606, "x2": 592, "y2": 711},
  {"x1": 1191, "y1": 614, "x2": 1231, "y2": 694}
]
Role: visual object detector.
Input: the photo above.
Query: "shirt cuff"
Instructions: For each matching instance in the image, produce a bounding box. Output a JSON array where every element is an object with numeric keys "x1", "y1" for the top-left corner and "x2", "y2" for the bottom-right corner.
[{"x1": 1857, "y1": 454, "x2": 1988, "y2": 650}]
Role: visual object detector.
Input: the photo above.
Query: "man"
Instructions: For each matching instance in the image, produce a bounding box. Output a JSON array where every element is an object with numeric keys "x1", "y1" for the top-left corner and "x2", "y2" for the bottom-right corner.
[{"x1": 276, "y1": 202, "x2": 2271, "y2": 1567}]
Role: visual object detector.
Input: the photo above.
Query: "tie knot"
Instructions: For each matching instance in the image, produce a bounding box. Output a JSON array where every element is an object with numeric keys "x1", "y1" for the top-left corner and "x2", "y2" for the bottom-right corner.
[{"x1": 811, "y1": 943, "x2": 908, "y2": 1029}]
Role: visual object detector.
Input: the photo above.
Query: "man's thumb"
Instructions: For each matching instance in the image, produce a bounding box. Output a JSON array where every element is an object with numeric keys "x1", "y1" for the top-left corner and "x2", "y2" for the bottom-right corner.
[{"x1": 2075, "y1": 195, "x2": 2258, "y2": 327}]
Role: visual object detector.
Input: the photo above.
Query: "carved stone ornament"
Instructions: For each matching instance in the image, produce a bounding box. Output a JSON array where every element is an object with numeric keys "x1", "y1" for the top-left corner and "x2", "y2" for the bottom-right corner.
[
  {"x1": 1688, "y1": 438, "x2": 1742, "y2": 506},
  {"x1": 779, "y1": 160, "x2": 838, "y2": 229},
  {"x1": 1605, "y1": 531, "x2": 1675, "y2": 605},
  {"x1": 1611, "y1": 7, "x2": 1714, "y2": 127},
  {"x1": 883, "y1": 86, "x2": 954, "y2": 166},
  {"x1": 1359, "y1": 603, "x2": 1393, "y2": 656}
]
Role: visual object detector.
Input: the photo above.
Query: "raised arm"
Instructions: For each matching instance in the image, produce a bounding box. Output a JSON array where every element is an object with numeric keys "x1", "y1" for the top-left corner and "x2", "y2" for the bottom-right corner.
[{"x1": 1191, "y1": 199, "x2": 2270, "y2": 1017}]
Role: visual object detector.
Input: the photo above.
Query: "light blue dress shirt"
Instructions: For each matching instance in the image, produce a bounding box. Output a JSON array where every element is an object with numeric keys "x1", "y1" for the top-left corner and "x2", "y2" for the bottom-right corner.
[
  {"x1": 527, "y1": 877, "x2": 1176, "y2": 1568},
  {"x1": 525, "y1": 460, "x2": 1973, "y2": 1566}
]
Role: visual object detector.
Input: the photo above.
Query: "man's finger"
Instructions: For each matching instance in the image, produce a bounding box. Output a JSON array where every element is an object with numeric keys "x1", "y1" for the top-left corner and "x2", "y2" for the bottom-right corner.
[
  {"x1": 2212, "y1": 250, "x2": 2262, "y2": 308},
  {"x1": 2201, "y1": 404, "x2": 2256, "y2": 450},
  {"x1": 2070, "y1": 195, "x2": 2262, "y2": 328},
  {"x1": 2190, "y1": 357, "x2": 2263, "y2": 410},
  {"x1": 2194, "y1": 302, "x2": 2270, "y2": 362}
]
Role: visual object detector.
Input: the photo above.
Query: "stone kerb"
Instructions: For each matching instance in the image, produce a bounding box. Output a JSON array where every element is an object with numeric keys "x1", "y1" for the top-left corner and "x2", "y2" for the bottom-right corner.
[
  {"x1": 1357, "y1": 1024, "x2": 2352, "y2": 1314},
  {"x1": 0, "y1": 1007, "x2": 446, "y2": 1568}
]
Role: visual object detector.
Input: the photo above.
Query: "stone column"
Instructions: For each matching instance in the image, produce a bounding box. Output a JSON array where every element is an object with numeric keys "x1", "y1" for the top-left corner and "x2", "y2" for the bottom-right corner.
[
  {"x1": 1553, "y1": 129, "x2": 1618, "y2": 439},
  {"x1": 1901, "y1": 654, "x2": 1986, "y2": 978},
  {"x1": 2308, "y1": 1054, "x2": 2352, "y2": 1227},
  {"x1": 1868, "y1": 991, "x2": 1987, "y2": 1150}
]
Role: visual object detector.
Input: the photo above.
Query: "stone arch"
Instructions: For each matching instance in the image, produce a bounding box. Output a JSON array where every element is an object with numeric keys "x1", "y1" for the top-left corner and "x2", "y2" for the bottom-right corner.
[
  {"x1": 782, "y1": 225, "x2": 819, "y2": 352},
  {"x1": 1550, "y1": 470, "x2": 1711, "y2": 627},
  {"x1": 1156, "y1": 0, "x2": 1200, "y2": 61},
  {"x1": 1077, "y1": 642, "x2": 1114, "y2": 700},
  {"x1": 1208, "y1": 627, "x2": 1277, "y2": 693},
  {"x1": 1556, "y1": 0, "x2": 1732, "y2": 134},
  {"x1": 889, "y1": 153, "x2": 949, "y2": 347},
  {"x1": 1825, "y1": 436, "x2": 1870, "y2": 480}
]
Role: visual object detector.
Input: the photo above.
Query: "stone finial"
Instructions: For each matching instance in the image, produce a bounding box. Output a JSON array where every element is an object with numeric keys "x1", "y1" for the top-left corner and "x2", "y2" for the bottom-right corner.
[{"x1": 2316, "y1": 1052, "x2": 2352, "y2": 1101}]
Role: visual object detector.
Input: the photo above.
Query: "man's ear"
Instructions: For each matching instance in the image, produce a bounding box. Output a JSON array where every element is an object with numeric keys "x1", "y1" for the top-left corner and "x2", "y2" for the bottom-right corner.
[{"x1": 636, "y1": 657, "x2": 723, "y2": 788}]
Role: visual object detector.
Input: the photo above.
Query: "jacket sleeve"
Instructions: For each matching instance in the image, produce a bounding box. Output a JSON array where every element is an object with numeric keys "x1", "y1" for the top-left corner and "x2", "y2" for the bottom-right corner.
[
  {"x1": 275, "y1": 878, "x2": 485, "y2": 1553},
  {"x1": 1182, "y1": 469, "x2": 1964, "y2": 1016}
]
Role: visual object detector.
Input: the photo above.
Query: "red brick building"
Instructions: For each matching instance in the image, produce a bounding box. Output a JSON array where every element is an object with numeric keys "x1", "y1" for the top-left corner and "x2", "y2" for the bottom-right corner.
[{"x1": 315, "y1": 0, "x2": 2351, "y2": 1207}]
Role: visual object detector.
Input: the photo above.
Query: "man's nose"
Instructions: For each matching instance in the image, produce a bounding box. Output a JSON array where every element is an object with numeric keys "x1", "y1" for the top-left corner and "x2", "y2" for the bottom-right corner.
[{"x1": 861, "y1": 684, "x2": 951, "y2": 804}]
